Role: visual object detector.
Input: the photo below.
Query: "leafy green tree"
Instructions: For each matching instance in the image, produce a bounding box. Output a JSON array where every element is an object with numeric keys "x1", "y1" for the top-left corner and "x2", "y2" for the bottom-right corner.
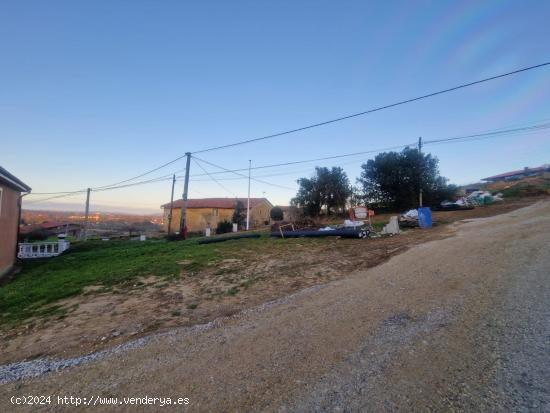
[
  {"x1": 270, "y1": 206, "x2": 284, "y2": 221},
  {"x1": 216, "y1": 220, "x2": 233, "y2": 234},
  {"x1": 357, "y1": 147, "x2": 457, "y2": 210},
  {"x1": 232, "y1": 200, "x2": 246, "y2": 229},
  {"x1": 292, "y1": 167, "x2": 351, "y2": 216}
]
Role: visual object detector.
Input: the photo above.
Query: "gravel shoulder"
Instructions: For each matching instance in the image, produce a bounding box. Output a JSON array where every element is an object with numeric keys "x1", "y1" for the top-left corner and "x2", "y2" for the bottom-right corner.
[{"x1": 1, "y1": 200, "x2": 549, "y2": 412}]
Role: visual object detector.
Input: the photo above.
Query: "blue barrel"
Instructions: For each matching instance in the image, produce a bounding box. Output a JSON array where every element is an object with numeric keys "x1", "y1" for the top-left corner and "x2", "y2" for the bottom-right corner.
[{"x1": 418, "y1": 207, "x2": 432, "y2": 228}]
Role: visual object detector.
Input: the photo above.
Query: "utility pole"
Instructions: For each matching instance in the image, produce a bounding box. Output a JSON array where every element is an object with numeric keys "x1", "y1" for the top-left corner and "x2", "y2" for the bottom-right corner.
[
  {"x1": 179, "y1": 153, "x2": 192, "y2": 239},
  {"x1": 246, "y1": 159, "x2": 251, "y2": 231},
  {"x1": 418, "y1": 136, "x2": 423, "y2": 208},
  {"x1": 83, "y1": 188, "x2": 91, "y2": 240},
  {"x1": 167, "y1": 174, "x2": 176, "y2": 234}
]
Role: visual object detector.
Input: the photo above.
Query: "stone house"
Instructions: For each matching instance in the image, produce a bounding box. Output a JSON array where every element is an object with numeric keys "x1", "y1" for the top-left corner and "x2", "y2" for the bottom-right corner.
[{"x1": 161, "y1": 198, "x2": 273, "y2": 233}]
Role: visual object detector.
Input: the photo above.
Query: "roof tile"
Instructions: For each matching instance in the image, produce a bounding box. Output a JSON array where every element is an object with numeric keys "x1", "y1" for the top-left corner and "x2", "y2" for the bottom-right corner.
[{"x1": 161, "y1": 198, "x2": 271, "y2": 209}]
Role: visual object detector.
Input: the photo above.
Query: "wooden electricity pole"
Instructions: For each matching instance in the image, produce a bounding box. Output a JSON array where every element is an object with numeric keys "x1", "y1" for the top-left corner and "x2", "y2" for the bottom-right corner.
[
  {"x1": 246, "y1": 159, "x2": 251, "y2": 231},
  {"x1": 418, "y1": 136, "x2": 423, "y2": 208},
  {"x1": 167, "y1": 174, "x2": 176, "y2": 234},
  {"x1": 179, "y1": 153, "x2": 192, "y2": 239}
]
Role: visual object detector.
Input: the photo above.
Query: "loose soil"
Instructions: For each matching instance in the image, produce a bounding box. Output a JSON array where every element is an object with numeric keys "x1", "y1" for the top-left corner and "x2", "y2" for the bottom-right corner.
[
  {"x1": 0, "y1": 198, "x2": 539, "y2": 364},
  {"x1": 1, "y1": 199, "x2": 549, "y2": 412}
]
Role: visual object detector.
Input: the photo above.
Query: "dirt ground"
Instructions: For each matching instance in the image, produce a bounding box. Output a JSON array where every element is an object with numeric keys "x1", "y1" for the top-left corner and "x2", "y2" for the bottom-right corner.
[
  {"x1": 2, "y1": 198, "x2": 548, "y2": 412},
  {"x1": 0, "y1": 197, "x2": 539, "y2": 364}
]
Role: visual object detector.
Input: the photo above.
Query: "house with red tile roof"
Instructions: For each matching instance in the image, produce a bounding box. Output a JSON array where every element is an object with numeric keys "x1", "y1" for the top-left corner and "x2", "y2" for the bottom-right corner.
[
  {"x1": 161, "y1": 198, "x2": 273, "y2": 233},
  {"x1": 482, "y1": 164, "x2": 550, "y2": 182}
]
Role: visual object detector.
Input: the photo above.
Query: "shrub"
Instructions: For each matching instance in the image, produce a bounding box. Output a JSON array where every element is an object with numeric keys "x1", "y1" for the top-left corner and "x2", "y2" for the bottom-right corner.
[
  {"x1": 19, "y1": 229, "x2": 52, "y2": 242},
  {"x1": 270, "y1": 206, "x2": 284, "y2": 221},
  {"x1": 232, "y1": 201, "x2": 246, "y2": 229},
  {"x1": 216, "y1": 220, "x2": 233, "y2": 234},
  {"x1": 165, "y1": 233, "x2": 181, "y2": 241}
]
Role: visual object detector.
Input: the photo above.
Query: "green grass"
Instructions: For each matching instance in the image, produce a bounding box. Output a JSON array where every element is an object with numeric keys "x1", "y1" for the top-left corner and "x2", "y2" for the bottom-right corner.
[
  {"x1": 371, "y1": 222, "x2": 386, "y2": 231},
  {"x1": 499, "y1": 181, "x2": 550, "y2": 198},
  {"x1": 225, "y1": 286, "x2": 240, "y2": 296},
  {"x1": 0, "y1": 233, "x2": 354, "y2": 327},
  {"x1": 0, "y1": 238, "x2": 227, "y2": 326}
]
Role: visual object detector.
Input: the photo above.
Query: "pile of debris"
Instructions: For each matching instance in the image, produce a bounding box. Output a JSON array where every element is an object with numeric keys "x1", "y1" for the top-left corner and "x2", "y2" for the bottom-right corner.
[
  {"x1": 439, "y1": 197, "x2": 475, "y2": 210},
  {"x1": 399, "y1": 209, "x2": 419, "y2": 227},
  {"x1": 380, "y1": 216, "x2": 400, "y2": 235},
  {"x1": 440, "y1": 191, "x2": 504, "y2": 210},
  {"x1": 467, "y1": 190, "x2": 503, "y2": 205},
  {"x1": 398, "y1": 208, "x2": 433, "y2": 229},
  {"x1": 273, "y1": 218, "x2": 373, "y2": 239}
]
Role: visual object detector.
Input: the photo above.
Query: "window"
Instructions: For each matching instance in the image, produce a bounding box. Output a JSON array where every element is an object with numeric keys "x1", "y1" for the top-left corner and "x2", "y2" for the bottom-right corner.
[{"x1": 212, "y1": 208, "x2": 219, "y2": 217}]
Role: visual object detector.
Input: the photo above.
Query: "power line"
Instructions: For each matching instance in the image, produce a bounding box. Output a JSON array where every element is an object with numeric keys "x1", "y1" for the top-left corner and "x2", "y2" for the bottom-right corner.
[
  {"x1": 28, "y1": 175, "x2": 176, "y2": 197},
  {"x1": 27, "y1": 189, "x2": 88, "y2": 196},
  {"x1": 26, "y1": 62, "x2": 550, "y2": 197},
  {"x1": 26, "y1": 175, "x2": 175, "y2": 204},
  {"x1": 424, "y1": 122, "x2": 550, "y2": 145},
  {"x1": 189, "y1": 156, "x2": 380, "y2": 182},
  {"x1": 190, "y1": 122, "x2": 550, "y2": 182},
  {"x1": 185, "y1": 120, "x2": 550, "y2": 179},
  {"x1": 192, "y1": 155, "x2": 297, "y2": 191},
  {"x1": 188, "y1": 143, "x2": 416, "y2": 178},
  {"x1": 192, "y1": 158, "x2": 237, "y2": 197},
  {"x1": 191, "y1": 61, "x2": 550, "y2": 154},
  {"x1": 91, "y1": 158, "x2": 188, "y2": 190},
  {"x1": 71, "y1": 61, "x2": 548, "y2": 189},
  {"x1": 93, "y1": 175, "x2": 174, "y2": 192},
  {"x1": 24, "y1": 118, "x2": 550, "y2": 199},
  {"x1": 25, "y1": 192, "x2": 87, "y2": 205},
  {"x1": 189, "y1": 187, "x2": 217, "y2": 197}
]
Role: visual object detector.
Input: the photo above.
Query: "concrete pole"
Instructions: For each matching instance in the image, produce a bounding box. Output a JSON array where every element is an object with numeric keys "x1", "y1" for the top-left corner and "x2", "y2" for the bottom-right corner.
[
  {"x1": 83, "y1": 188, "x2": 91, "y2": 240},
  {"x1": 418, "y1": 136, "x2": 423, "y2": 208},
  {"x1": 167, "y1": 174, "x2": 176, "y2": 234},
  {"x1": 246, "y1": 159, "x2": 251, "y2": 230},
  {"x1": 179, "y1": 153, "x2": 192, "y2": 239}
]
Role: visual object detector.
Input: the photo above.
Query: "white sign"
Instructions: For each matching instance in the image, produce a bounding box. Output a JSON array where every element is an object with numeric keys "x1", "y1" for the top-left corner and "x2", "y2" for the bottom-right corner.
[{"x1": 354, "y1": 207, "x2": 367, "y2": 219}]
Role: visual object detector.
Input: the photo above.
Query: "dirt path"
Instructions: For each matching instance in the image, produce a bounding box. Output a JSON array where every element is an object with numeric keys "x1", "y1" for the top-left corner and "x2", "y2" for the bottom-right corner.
[{"x1": 1, "y1": 200, "x2": 549, "y2": 411}]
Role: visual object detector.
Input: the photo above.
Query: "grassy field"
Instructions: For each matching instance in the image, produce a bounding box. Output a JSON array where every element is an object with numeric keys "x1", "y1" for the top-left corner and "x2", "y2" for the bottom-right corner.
[
  {"x1": 1, "y1": 198, "x2": 545, "y2": 363},
  {"x1": 1, "y1": 196, "x2": 544, "y2": 329},
  {"x1": 487, "y1": 176, "x2": 550, "y2": 198},
  {"x1": 0, "y1": 238, "x2": 227, "y2": 325},
  {"x1": 1, "y1": 233, "x2": 328, "y2": 326}
]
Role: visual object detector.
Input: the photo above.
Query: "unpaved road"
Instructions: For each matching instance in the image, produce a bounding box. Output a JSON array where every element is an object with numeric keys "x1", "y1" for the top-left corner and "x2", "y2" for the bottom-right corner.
[{"x1": 2, "y1": 201, "x2": 549, "y2": 412}]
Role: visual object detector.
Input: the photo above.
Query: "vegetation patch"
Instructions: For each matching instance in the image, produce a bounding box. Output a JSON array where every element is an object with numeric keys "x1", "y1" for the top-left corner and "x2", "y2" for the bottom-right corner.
[
  {"x1": 226, "y1": 286, "x2": 240, "y2": 296},
  {"x1": 0, "y1": 238, "x2": 222, "y2": 326},
  {"x1": 500, "y1": 181, "x2": 550, "y2": 198}
]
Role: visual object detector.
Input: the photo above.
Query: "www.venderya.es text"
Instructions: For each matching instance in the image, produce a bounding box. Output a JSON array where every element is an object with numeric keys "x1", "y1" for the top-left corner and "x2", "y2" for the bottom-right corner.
[{"x1": 11, "y1": 395, "x2": 190, "y2": 407}]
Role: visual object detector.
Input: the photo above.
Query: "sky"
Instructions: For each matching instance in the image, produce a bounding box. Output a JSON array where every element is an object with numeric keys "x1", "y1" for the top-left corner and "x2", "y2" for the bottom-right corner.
[{"x1": 1, "y1": 0, "x2": 550, "y2": 214}]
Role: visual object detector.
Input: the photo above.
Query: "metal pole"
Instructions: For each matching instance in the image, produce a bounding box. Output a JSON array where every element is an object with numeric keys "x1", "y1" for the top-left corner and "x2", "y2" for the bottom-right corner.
[
  {"x1": 179, "y1": 153, "x2": 192, "y2": 239},
  {"x1": 246, "y1": 159, "x2": 251, "y2": 230},
  {"x1": 83, "y1": 188, "x2": 91, "y2": 240},
  {"x1": 167, "y1": 174, "x2": 176, "y2": 234},
  {"x1": 418, "y1": 136, "x2": 423, "y2": 208}
]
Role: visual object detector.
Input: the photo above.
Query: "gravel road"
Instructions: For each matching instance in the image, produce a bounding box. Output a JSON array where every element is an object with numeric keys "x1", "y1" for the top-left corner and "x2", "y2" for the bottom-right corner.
[{"x1": 1, "y1": 201, "x2": 549, "y2": 412}]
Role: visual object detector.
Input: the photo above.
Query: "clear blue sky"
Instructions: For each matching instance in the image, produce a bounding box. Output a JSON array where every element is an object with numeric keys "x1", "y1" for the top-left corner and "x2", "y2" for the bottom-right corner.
[{"x1": 1, "y1": 0, "x2": 550, "y2": 213}]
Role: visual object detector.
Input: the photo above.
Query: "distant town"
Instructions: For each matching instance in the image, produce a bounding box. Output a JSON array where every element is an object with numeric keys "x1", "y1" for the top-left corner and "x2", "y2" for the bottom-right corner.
[{"x1": 21, "y1": 209, "x2": 163, "y2": 226}]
